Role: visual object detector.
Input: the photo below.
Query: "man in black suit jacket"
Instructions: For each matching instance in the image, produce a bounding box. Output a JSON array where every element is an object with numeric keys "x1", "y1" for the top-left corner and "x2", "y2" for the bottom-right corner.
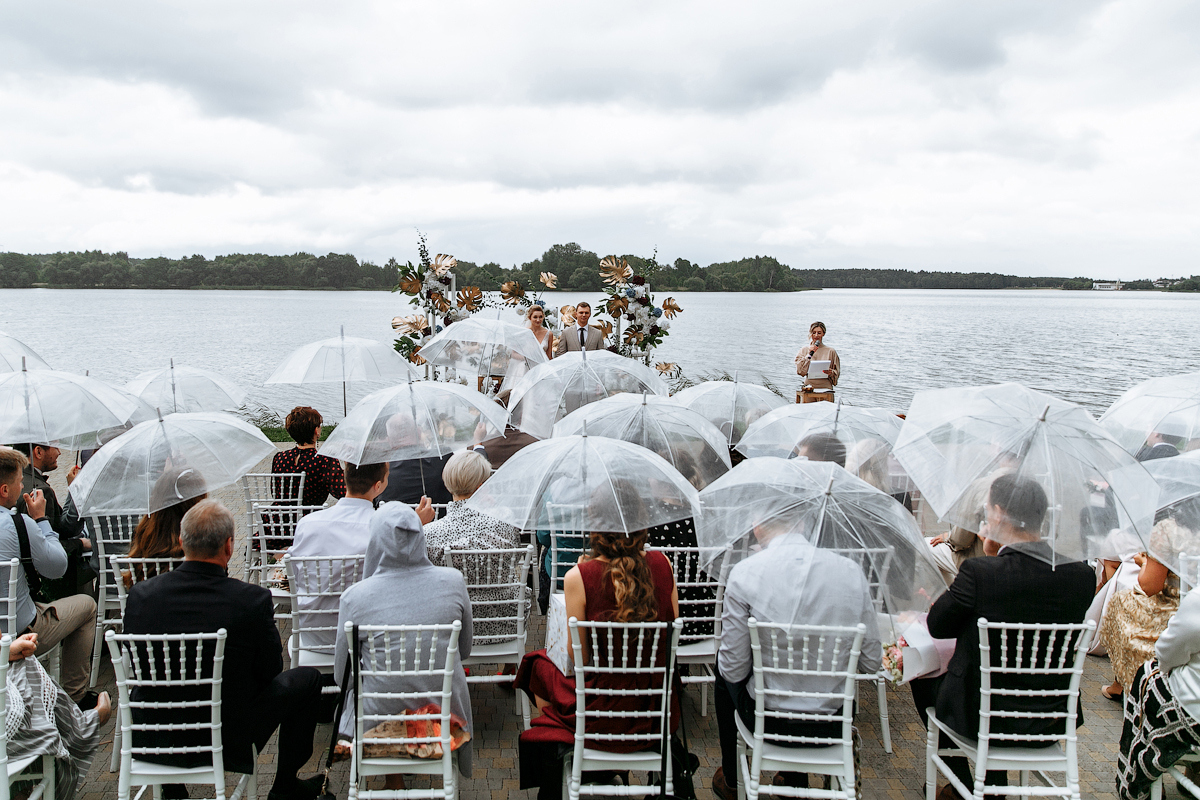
[
  {"x1": 912, "y1": 473, "x2": 1095, "y2": 799},
  {"x1": 123, "y1": 500, "x2": 326, "y2": 800}
]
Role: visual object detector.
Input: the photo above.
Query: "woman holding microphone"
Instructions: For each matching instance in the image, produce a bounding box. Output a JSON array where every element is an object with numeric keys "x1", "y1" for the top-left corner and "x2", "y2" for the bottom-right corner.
[{"x1": 794, "y1": 321, "x2": 840, "y2": 403}]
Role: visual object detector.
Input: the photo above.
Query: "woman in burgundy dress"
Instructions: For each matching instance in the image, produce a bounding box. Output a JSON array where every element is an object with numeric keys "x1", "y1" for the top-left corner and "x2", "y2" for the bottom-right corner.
[
  {"x1": 271, "y1": 405, "x2": 346, "y2": 507},
  {"x1": 514, "y1": 527, "x2": 680, "y2": 799}
]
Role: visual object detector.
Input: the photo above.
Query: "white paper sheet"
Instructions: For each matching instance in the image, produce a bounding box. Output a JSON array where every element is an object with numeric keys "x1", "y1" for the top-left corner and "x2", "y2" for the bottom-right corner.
[{"x1": 807, "y1": 359, "x2": 830, "y2": 379}]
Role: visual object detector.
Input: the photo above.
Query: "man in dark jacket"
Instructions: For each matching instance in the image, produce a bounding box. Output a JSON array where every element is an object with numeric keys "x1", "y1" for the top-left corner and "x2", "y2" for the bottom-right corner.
[
  {"x1": 912, "y1": 473, "x2": 1095, "y2": 800},
  {"x1": 123, "y1": 499, "x2": 326, "y2": 800}
]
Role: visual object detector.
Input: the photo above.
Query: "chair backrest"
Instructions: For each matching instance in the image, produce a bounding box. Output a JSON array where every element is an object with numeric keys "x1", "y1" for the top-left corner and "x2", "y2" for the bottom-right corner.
[
  {"x1": 241, "y1": 472, "x2": 306, "y2": 515},
  {"x1": 547, "y1": 503, "x2": 588, "y2": 593},
  {"x1": 747, "y1": 619, "x2": 865, "y2": 749},
  {"x1": 0, "y1": 559, "x2": 21, "y2": 636},
  {"x1": 647, "y1": 546, "x2": 728, "y2": 646},
  {"x1": 249, "y1": 504, "x2": 327, "y2": 586},
  {"x1": 346, "y1": 621, "x2": 462, "y2": 781},
  {"x1": 1179, "y1": 552, "x2": 1200, "y2": 597},
  {"x1": 976, "y1": 618, "x2": 1095, "y2": 750},
  {"x1": 105, "y1": 628, "x2": 228, "y2": 771},
  {"x1": 568, "y1": 617, "x2": 683, "y2": 753},
  {"x1": 111, "y1": 555, "x2": 187, "y2": 617},
  {"x1": 829, "y1": 546, "x2": 894, "y2": 614},
  {"x1": 90, "y1": 513, "x2": 141, "y2": 604},
  {"x1": 285, "y1": 554, "x2": 367, "y2": 659},
  {"x1": 445, "y1": 545, "x2": 534, "y2": 647}
]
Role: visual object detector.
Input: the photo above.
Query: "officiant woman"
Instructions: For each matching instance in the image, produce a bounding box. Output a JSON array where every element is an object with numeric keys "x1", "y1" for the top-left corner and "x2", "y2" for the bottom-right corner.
[{"x1": 794, "y1": 321, "x2": 840, "y2": 403}]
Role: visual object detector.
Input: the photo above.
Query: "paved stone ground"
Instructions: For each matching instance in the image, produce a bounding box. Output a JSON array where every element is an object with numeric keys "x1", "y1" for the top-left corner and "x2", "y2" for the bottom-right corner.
[{"x1": 51, "y1": 451, "x2": 1151, "y2": 800}]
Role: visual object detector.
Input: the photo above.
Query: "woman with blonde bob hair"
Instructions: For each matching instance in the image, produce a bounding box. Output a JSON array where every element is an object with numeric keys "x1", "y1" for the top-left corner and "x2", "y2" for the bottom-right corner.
[
  {"x1": 513, "y1": 482, "x2": 681, "y2": 800},
  {"x1": 422, "y1": 450, "x2": 520, "y2": 566}
]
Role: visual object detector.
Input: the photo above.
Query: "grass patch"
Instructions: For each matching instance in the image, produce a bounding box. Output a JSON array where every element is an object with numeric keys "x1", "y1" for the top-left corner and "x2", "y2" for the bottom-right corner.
[{"x1": 259, "y1": 425, "x2": 336, "y2": 443}]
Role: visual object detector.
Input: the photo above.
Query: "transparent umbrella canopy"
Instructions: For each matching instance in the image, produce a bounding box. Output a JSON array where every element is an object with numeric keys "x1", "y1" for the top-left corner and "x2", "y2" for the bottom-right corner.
[
  {"x1": 417, "y1": 318, "x2": 548, "y2": 380},
  {"x1": 1141, "y1": 451, "x2": 1200, "y2": 584},
  {"x1": 53, "y1": 390, "x2": 157, "y2": 451},
  {"x1": 265, "y1": 325, "x2": 421, "y2": 415},
  {"x1": 68, "y1": 412, "x2": 276, "y2": 515},
  {"x1": 552, "y1": 393, "x2": 730, "y2": 490},
  {"x1": 466, "y1": 433, "x2": 700, "y2": 534},
  {"x1": 893, "y1": 382, "x2": 1160, "y2": 566},
  {"x1": 125, "y1": 359, "x2": 246, "y2": 414},
  {"x1": 1099, "y1": 372, "x2": 1200, "y2": 458},
  {"x1": 695, "y1": 457, "x2": 946, "y2": 638},
  {"x1": 0, "y1": 335, "x2": 51, "y2": 373},
  {"x1": 0, "y1": 365, "x2": 142, "y2": 445},
  {"x1": 507, "y1": 351, "x2": 669, "y2": 440},
  {"x1": 318, "y1": 379, "x2": 508, "y2": 465},
  {"x1": 672, "y1": 378, "x2": 788, "y2": 446},
  {"x1": 736, "y1": 400, "x2": 906, "y2": 492}
]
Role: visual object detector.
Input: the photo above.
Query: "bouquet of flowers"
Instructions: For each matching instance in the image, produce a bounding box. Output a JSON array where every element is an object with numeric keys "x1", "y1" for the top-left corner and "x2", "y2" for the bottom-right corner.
[
  {"x1": 392, "y1": 233, "x2": 486, "y2": 363},
  {"x1": 597, "y1": 256, "x2": 682, "y2": 358},
  {"x1": 881, "y1": 637, "x2": 906, "y2": 685}
]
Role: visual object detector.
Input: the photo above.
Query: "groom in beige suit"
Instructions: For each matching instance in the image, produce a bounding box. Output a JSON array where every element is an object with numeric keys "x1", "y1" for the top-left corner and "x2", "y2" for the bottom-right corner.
[{"x1": 554, "y1": 301, "x2": 606, "y2": 355}]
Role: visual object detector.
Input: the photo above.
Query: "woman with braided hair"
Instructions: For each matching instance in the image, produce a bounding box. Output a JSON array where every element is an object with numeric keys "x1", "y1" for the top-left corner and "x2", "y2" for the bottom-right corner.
[{"x1": 513, "y1": 489, "x2": 681, "y2": 800}]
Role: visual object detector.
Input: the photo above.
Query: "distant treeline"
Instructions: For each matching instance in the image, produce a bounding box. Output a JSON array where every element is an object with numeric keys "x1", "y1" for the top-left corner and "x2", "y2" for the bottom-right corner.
[{"x1": 1, "y1": 246, "x2": 1181, "y2": 292}]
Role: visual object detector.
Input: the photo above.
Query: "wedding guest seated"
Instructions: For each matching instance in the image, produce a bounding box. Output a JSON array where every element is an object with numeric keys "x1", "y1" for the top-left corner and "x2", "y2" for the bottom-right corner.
[
  {"x1": 794, "y1": 432, "x2": 846, "y2": 467},
  {"x1": 290, "y1": 462, "x2": 390, "y2": 651},
  {"x1": 481, "y1": 425, "x2": 539, "y2": 469},
  {"x1": 1117, "y1": 589, "x2": 1200, "y2": 800},
  {"x1": 3, "y1": 631, "x2": 112, "y2": 800},
  {"x1": 0, "y1": 448, "x2": 98, "y2": 710},
  {"x1": 122, "y1": 467, "x2": 207, "y2": 586},
  {"x1": 375, "y1": 414, "x2": 453, "y2": 507},
  {"x1": 272, "y1": 406, "x2": 346, "y2": 507},
  {"x1": 1137, "y1": 429, "x2": 1184, "y2": 462},
  {"x1": 334, "y1": 502, "x2": 474, "y2": 791},
  {"x1": 423, "y1": 450, "x2": 519, "y2": 567},
  {"x1": 514, "y1": 491, "x2": 681, "y2": 800},
  {"x1": 710, "y1": 520, "x2": 881, "y2": 800},
  {"x1": 909, "y1": 474, "x2": 1093, "y2": 800},
  {"x1": 1100, "y1": 500, "x2": 1200, "y2": 702},
  {"x1": 123, "y1": 500, "x2": 327, "y2": 800}
]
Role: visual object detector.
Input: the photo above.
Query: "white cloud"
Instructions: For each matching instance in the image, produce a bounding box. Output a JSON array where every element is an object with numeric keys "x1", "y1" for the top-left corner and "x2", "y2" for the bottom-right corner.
[{"x1": 1, "y1": 0, "x2": 1198, "y2": 278}]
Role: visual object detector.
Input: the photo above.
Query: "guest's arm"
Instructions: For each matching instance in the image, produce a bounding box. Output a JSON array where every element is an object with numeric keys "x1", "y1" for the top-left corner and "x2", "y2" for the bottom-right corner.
[
  {"x1": 326, "y1": 456, "x2": 347, "y2": 500},
  {"x1": 1157, "y1": 592, "x2": 1200, "y2": 672},
  {"x1": 456, "y1": 578, "x2": 473, "y2": 661},
  {"x1": 927, "y1": 560, "x2": 978, "y2": 640},
  {"x1": 716, "y1": 580, "x2": 752, "y2": 684},
  {"x1": 857, "y1": 580, "x2": 883, "y2": 674},
  {"x1": 251, "y1": 590, "x2": 284, "y2": 687},
  {"x1": 1137, "y1": 554, "x2": 1169, "y2": 597},
  {"x1": 334, "y1": 600, "x2": 351, "y2": 688},
  {"x1": 564, "y1": 565, "x2": 588, "y2": 663}
]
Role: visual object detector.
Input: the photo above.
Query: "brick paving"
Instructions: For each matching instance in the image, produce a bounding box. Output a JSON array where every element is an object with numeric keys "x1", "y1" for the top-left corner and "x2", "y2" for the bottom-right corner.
[{"x1": 50, "y1": 451, "x2": 1151, "y2": 799}]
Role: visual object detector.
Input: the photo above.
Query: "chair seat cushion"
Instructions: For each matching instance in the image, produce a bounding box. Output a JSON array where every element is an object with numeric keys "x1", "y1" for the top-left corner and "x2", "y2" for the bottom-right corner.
[
  {"x1": 677, "y1": 639, "x2": 716, "y2": 660},
  {"x1": 734, "y1": 708, "x2": 849, "y2": 767}
]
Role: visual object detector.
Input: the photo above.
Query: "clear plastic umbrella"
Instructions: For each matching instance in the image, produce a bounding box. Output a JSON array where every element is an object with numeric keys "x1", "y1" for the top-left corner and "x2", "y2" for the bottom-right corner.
[
  {"x1": 893, "y1": 383, "x2": 1160, "y2": 566},
  {"x1": 0, "y1": 365, "x2": 142, "y2": 445},
  {"x1": 68, "y1": 411, "x2": 276, "y2": 515},
  {"x1": 552, "y1": 393, "x2": 730, "y2": 490},
  {"x1": 466, "y1": 433, "x2": 700, "y2": 534},
  {"x1": 736, "y1": 400, "x2": 905, "y2": 492},
  {"x1": 0, "y1": 335, "x2": 51, "y2": 373},
  {"x1": 1139, "y1": 451, "x2": 1200, "y2": 584},
  {"x1": 265, "y1": 325, "x2": 421, "y2": 415},
  {"x1": 53, "y1": 389, "x2": 157, "y2": 451},
  {"x1": 695, "y1": 457, "x2": 946, "y2": 639},
  {"x1": 417, "y1": 318, "x2": 549, "y2": 381},
  {"x1": 318, "y1": 379, "x2": 508, "y2": 465},
  {"x1": 507, "y1": 351, "x2": 669, "y2": 440},
  {"x1": 124, "y1": 359, "x2": 246, "y2": 414},
  {"x1": 672, "y1": 377, "x2": 788, "y2": 446},
  {"x1": 1099, "y1": 372, "x2": 1200, "y2": 458}
]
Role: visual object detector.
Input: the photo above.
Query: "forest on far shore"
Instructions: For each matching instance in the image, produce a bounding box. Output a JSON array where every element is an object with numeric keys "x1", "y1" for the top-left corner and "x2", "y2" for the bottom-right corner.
[{"x1": 0, "y1": 244, "x2": 1179, "y2": 292}]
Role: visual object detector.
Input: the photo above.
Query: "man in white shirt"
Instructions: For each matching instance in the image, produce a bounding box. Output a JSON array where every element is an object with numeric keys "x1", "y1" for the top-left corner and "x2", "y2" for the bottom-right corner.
[
  {"x1": 711, "y1": 522, "x2": 880, "y2": 800},
  {"x1": 290, "y1": 461, "x2": 389, "y2": 651},
  {"x1": 553, "y1": 301, "x2": 605, "y2": 355}
]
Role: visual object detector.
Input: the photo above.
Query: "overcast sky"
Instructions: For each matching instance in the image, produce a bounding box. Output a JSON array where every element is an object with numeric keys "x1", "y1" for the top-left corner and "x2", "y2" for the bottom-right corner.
[{"x1": 2, "y1": 1, "x2": 1198, "y2": 279}]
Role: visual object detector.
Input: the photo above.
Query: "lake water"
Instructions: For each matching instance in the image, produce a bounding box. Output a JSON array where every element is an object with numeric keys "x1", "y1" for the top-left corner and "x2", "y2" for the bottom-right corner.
[{"x1": 2, "y1": 288, "x2": 1197, "y2": 420}]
